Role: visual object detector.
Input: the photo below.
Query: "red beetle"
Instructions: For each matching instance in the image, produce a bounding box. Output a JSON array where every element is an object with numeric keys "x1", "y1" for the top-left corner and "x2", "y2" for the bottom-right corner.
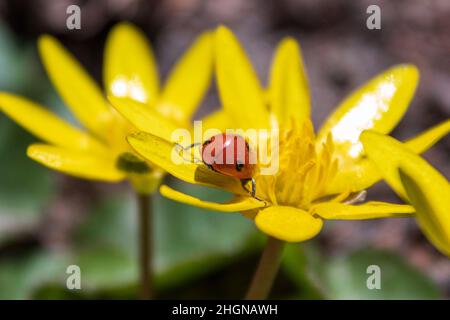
[
  {"x1": 202, "y1": 133, "x2": 257, "y2": 197},
  {"x1": 179, "y1": 134, "x2": 258, "y2": 197}
]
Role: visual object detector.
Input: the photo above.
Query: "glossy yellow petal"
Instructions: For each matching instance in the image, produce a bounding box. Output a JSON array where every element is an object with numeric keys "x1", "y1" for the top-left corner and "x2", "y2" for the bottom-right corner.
[
  {"x1": 0, "y1": 93, "x2": 108, "y2": 153},
  {"x1": 27, "y1": 143, "x2": 124, "y2": 182},
  {"x1": 157, "y1": 32, "x2": 213, "y2": 123},
  {"x1": 160, "y1": 185, "x2": 265, "y2": 212},
  {"x1": 127, "y1": 131, "x2": 245, "y2": 194},
  {"x1": 326, "y1": 119, "x2": 450, "y2": 195},
  {"x1": 404, "y1": 119, "x2": 450, "y2": 154},
  {"x1": 361, "y1": 131, "x2": 446, "y2": 200},
  {"x1": 38, "y1": 35, "x2": 114, "y2": 137},
  {"x1": 215, "y1": 26, "x2": 269, "y2": 129},
  {"x1": 269, "y1": 37, "x2": 310, "y2": 125},
  {"x1": 399, "y1": 162, "x2": 450, "y2": 256},
  {"x1": 362, "y1": 132, "x2": 450, "y2": 255},
  {"x1": 324, "y1": 159, "x2": 379, "y2": 194},
  {"x1": 108, "y1": 96, "x2": 179, "y2": 142},
  {"x1": 312, "y1": 201, "x2": 414, "y2": 220},
  {"x1": 317, "y1": 65, "x2": 419, "y2": 159},
  {"x1": 200, "y1": 109, "x2": 233, "y2": 138},
  {"x1": 104, "y1": 22, "x2": 159, "y2": 106},
  {"x1": 255, "y1": 206, "x2": 323, "y2": 242}
]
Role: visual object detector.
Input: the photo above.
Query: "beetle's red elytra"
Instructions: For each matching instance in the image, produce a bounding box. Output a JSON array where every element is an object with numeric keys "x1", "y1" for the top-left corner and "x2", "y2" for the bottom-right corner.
[
  {"x1": 176, "y1": 133, "x2": 260, "y2": 199},
  {"x1": 200, "y1": 134, "x2": 258, "y2": 198},
  {"x1": 201, "y1": 134, "x2": 255, "y2": 179}
]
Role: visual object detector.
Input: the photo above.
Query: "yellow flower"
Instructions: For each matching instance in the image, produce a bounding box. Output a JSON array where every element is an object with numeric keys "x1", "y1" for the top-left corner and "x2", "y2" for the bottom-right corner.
[
  {"x1": 362, "y1": 131, "x2": 450, "y2": 256},
  {"x1": 0, "y1": 23, "x2": 213, "y2": 194},
  {"x1": 126, "y1": 26, "x2": 450, "y2": 242}
]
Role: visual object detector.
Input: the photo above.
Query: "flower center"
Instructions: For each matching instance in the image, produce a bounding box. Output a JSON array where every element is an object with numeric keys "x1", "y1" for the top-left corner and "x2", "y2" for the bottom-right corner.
[{"x1": 255, "y1": 120, "x2": 338, "y2": 209}]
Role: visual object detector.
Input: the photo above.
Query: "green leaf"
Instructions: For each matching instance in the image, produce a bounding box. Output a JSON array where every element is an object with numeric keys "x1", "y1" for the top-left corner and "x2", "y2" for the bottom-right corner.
[
  {"x1": 0, "y1": 119, "x2": 55, "y2": 246},
  {"x1": 0, "y1": 23, "x2": 58, "y2": 244},
  {"x1": 72, "y1": 183, "x2": 259, "y2": 293},
  {"x1": 0, "y1": 120, "x2": 54, "y2": 215},
  {"x1": 0, "y1": 250, "x2": 68, "y2": 299},
  {"x1": 0, "y1": 23, "x2": 23, "y2": 90},
  {"x1": 281, "y1": 243, "x2": 325, "y2": 299},
  {"x1": 322, "y1": 249, "x2": 440, "y2": 299},
  {"x1": 76, "y1": 246, "x2": 136, "y2": 291}
]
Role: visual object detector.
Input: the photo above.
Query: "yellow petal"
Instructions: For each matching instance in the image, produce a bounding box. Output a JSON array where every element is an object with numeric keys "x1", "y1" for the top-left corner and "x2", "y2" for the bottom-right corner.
[
  {"x1": 104, "y1": 22, "x2": 159, "y2": 106},
  {"x1": 399, "y1": 162, "x2": 450, "y2": 257},
  {"x1": 255, "y1": 206, "x2": 323, "y2": 242},
  {"x1": 404, "y1": 119, "x2": 450, "y2": 154},
  {"x1": 160, "y1": 185, "x2": 265, "y2": 212},
  {"x1": 200, "y1": 109, "x2": 233, "y2": 138},
  {"x1": 157, "y1": 32, "x2": 213, "y2": 123},
  {"x1": 127, "y1": 131, "x2": 245, "y2": 194},
  {"x1": 362, "y1": 131, "x2": 450, "y2": 256},
  {"x1": 361, "y1": 131, "x2": 445, "y2": 199},
  {"x1": 326, "y1": 120, "x2": 450, "y2": 195},
  {"x1": 312, "y1": 201, "x2": 414, "y2": 220},
  {"x1": 27, "y1": 143, "x2": 124, "y2": 182},
  {"x1": 108, "y1": 96, "x2": 179, "y2": 142},
  {"x1": 269, "y1": 37, "x2": 310, "y2": 126},
  {"x1": 0, "y1": 93, "x2": 108, "y2": 153},
  {"x1": 317, "y1": 65, "x2": 419, "y2": 159},
  {"x1": 38, "y1": 35, "x2": 114, "y2": 137},
  {"x1": 325, "y1": 159, "x2": 379, "y2": 194},
  {"x1": 215, "y1": 26, "x2": 269, "y2": 129}
]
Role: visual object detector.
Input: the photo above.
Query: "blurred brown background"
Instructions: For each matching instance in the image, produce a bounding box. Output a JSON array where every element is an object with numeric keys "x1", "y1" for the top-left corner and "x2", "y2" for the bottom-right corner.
[{"x1": 0, "y1": 0, "x2": 448, "y2": 299}]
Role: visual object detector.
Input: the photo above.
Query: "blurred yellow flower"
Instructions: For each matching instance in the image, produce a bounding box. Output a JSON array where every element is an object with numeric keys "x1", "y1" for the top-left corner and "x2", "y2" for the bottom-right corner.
[
  {"x1": 0, "y1": 22, "x2": 213, "y2": 194},
  {"x1": 127, "y1": 26, "x2": 449, "y2": 243},
  {"x1": 362, "y1": 131, "x2": 450, "y2": 257}
]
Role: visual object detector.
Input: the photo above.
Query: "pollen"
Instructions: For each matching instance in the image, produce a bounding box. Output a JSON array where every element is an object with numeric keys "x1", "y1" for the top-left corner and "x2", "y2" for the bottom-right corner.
[{"x1": 256, "y1": 120, "x2": 339, "y2": 208}]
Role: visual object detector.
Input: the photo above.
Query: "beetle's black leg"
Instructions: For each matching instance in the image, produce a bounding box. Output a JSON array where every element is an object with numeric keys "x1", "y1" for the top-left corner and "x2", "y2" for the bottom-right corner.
[
  {"x1": 174, "y1": 142, "x2": 202, "y2": 156},
  {"x1": 175, "y1": 142, "x2": 202, "y2": 163},
  {"x1": 251, "y1": 178, "x2": 256, "y2": 198},
  {"x1": 241, "y1": 178, "x2": 264, "y2": 202},
  {"x1": 241, "y1": 179, "x2": 250, "y2": 194},
  {"x1": 175, "y1": 142, "x2": 202, "y2": 151},
  {"x1": 205, "y1": 163, "x2": 216, "y2": 172}
]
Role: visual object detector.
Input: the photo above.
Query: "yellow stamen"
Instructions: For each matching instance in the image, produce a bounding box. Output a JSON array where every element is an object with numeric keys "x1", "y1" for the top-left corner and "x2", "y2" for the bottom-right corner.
[{"x1": 256, "y1": 119, "x2": 339, "y2": 209}]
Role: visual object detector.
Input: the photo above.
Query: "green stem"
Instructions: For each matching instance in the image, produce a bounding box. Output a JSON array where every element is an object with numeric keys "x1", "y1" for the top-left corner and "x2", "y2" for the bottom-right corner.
[
  {"x1": 136, "y1": 192, "x2": 153, "y2": 299},
  {"x1": 245, "y1": 236, "x2": 285, "y2": 300}
]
